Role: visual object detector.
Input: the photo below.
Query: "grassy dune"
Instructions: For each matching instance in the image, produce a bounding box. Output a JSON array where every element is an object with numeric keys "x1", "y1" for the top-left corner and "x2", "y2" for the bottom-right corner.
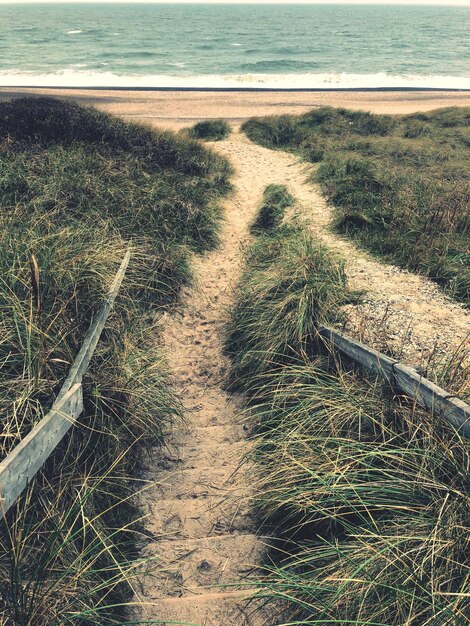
[
  {"x1": 0, "y1": 98, "x2": 231, "y2": 624},
  {"x1": 242, "y1": 107, "x2": 470, "y2": 306},
  {"x1": 225, "y1": 196, "x2": 470, "y2": 625}
]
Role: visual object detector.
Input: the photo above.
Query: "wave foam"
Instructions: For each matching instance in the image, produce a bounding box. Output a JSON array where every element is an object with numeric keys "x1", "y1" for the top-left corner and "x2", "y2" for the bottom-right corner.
[{"x1": 0, "y1": 69, "x2": 469, "y2": 90}]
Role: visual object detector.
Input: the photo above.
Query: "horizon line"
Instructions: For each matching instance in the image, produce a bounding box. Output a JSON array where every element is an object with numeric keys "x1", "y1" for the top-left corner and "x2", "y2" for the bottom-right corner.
[{"x1": 1, "y1": 0, "x2": 470, "y2": 5}]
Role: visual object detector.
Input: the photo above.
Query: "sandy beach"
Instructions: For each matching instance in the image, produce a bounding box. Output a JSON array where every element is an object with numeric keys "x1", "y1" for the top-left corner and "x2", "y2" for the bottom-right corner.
[{"x1": 1, "y1": 87, "x2": 470, "y2": 130}]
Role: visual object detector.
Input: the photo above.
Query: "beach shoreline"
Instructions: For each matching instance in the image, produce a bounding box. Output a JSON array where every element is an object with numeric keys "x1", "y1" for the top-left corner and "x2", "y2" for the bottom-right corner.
[
  {"x1": 2, "y1": 86, "x2": 470, "y2": 92},
  {"x1": 2, "y1": 87, "x2": 470, "y2": 130}
]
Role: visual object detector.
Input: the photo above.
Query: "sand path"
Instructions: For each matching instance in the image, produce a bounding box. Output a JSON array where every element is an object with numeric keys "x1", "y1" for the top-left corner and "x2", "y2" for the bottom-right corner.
[
  {"x1": 136, "y1": 128, "x2": 468, "y2": 626},
  {"x1": 135, "y1": 132, "x2": 272, "y2": 625}
]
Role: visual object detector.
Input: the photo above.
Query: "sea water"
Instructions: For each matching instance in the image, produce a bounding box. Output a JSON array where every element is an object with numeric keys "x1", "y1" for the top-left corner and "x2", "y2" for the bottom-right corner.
[{"x1": 0, "y1": 3, "x2": 469, "y2": 89}]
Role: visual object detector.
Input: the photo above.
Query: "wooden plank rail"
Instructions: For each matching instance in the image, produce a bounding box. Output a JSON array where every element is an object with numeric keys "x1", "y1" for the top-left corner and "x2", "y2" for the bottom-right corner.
[
  {"x1": 319, "y1": 326, "x2": 470, "y2": 437},
  {"x1": 1, "y1": 243, "x2": 468, "y2": 518},
  {"x1": 0, "y1": 246, "x2": 131, "y2": 519}
]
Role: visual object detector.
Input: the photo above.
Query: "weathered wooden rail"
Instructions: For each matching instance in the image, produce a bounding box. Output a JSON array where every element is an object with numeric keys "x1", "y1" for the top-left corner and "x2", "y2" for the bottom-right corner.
[
  {"x1": 320, "y1": 326, "x2": 470, "y2": 437},
  {"x1": 0, "y1": 247, "x2": 131, "y2": 519},
  {"x1": 1, "y1": 244, "x2": 468, "y2": 517}
]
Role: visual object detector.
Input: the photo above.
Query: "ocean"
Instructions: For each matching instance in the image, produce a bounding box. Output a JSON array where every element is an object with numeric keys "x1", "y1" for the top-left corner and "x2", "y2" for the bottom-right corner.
[{"x1": 0, "y1": 2, "x2": 469, "y2": 90}]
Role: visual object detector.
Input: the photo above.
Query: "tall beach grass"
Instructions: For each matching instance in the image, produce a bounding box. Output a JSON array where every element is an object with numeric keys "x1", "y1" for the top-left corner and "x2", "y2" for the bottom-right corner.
[
  {"x1": 225, "y1": 199, "x2": 470, "y2": 625},
  {"x1": 0, "y1": 97, "x2": 231, "y2": 624}
]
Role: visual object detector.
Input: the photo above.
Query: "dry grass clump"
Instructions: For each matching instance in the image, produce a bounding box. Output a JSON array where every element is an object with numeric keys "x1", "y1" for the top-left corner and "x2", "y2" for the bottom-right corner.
[
  {"x1": 250, "y1": 184, "x2": 294, "y2": 235},
  {"x1": 225, "y1": 210, "x2": 470, "y2": 625},
  {"x1": 242, "y1": 106, "x2": 470, "y2": 306},
  {"x1": 188, "y1": 118, "x2": 231, "y2": 141},
  {"x1": 0, "y1": 98, "x2": 231, "y2": 624},
  {"x1": 224, "y1": 224, "x2": 350, "y2": 395}
]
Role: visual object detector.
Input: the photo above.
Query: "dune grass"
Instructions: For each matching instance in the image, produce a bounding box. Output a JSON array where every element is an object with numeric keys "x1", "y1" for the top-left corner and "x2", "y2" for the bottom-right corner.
[
  {"x1": 0, "y1": 97, "x2": 231, "y2": 624},
  {"x1": 224, "y1": 224, "x2": 350, "y2": 396},
  {"x1": 250, "y1": 360, "x2": 470, "y2": 625},
  {"x1": 188, "y1": 118, "x2": 231, "y2": 141},
  {"x1": 242, "y1": 106, "x2": 470, "y2": 306},
  {"x1": 250, "y1": 184, "x2": 294, "y2": 235},
  {"x1": 225, "y1": 208, "x2": 470, "y2": 625}
]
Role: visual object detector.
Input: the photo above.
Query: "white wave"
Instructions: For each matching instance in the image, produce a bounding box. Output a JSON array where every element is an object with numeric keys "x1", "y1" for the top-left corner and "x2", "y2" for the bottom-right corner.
[
  {"x1": 66, "y1": 30, "x2": 82, "y2": 35},
  {"x1": 231, "y1": 43, "x2": 242, "y2": 47},
  {"x1": 0, "y1": 69, "x2": 469, "y2": 90}
]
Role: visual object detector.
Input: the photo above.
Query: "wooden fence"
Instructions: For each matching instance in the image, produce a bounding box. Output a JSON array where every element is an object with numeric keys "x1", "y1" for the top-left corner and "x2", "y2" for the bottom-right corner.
[
  {"x1": 319, "y1": 326, "x2": 470, "y2": 437},
  {"x1": 0, "y1": 247, "x2": 131, "y2": 519},
  {"x1": 0, "y1": 244, "x2": 469, "y2": 517}
]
